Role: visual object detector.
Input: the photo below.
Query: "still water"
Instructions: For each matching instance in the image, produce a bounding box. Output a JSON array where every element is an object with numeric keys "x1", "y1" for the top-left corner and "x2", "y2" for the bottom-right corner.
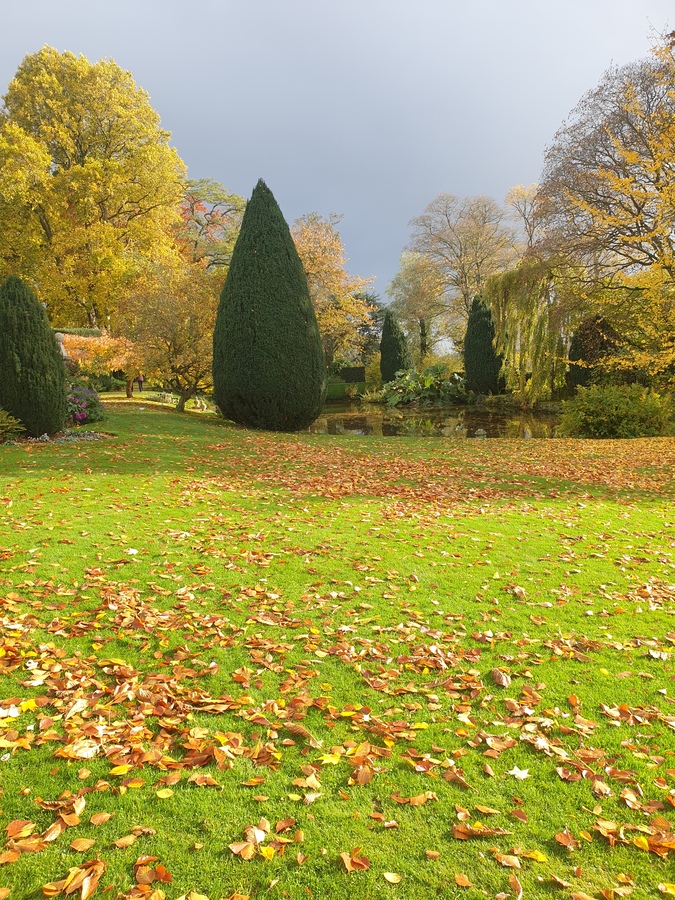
[{"x1": 307, "y1": 403, "x2": 560, "y2": 438}]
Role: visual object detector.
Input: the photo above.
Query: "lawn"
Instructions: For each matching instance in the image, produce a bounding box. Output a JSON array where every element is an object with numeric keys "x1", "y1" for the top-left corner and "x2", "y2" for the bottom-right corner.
[{"x1": 0, "y1": 403, "x2": 674, "y2": 900}]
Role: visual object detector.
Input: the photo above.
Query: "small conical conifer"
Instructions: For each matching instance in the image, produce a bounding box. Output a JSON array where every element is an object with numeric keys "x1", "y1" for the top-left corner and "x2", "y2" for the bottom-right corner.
[
  {"x1": 0, "y1": 275, "x2": 68, "y2": 436},
  {"x1": 463, "y1": 295, "x2": 503, "y2": 394},
  {"x1": 212, "y1": 179, "x2": 326, "y2": 431},
  {"x1": 379, "y1": 309, "x2": 412, "y2": 383}
]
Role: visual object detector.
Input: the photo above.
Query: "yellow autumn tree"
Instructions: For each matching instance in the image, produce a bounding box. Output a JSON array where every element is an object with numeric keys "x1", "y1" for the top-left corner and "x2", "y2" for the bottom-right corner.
[
  {"x1": 0, "y1": 46, "x2": 186, "y2": 329},
  {"x1": 291, "y1": 212, "x2": 374, "y2": 365},
  {"x1": 538, "y1": 32, "x2": 675, "y2": 384},
  {"x1": 125, "y1": 260, "x2": 220, "y2": 411}
]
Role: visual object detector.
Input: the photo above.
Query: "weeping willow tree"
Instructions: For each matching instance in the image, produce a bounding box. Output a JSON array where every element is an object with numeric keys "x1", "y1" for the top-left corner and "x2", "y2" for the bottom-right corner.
[{"x1": 483, "y1": 257, "x2": 586, "y2": 403}]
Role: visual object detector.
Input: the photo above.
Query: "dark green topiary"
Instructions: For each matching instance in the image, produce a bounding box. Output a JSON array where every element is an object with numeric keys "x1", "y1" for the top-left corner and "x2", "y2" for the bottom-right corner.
[
  {"x1": 0, "y1": 275, "x2": 68, "y2": 436},
  {"x1": 212, "y1": 179, "x2": 326, "y2": 431},
  {"x1": 463, "y1": 295, "x2": 503, "y2": 394},
  {"x1": 379, "y1": 309, "x2": 412, "y2": 383}
]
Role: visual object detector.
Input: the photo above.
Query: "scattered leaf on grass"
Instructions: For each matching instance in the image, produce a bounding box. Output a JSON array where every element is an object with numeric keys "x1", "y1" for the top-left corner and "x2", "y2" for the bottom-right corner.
[{"x1": 454, "y1": 873, "x2": 474, "y2": 887}]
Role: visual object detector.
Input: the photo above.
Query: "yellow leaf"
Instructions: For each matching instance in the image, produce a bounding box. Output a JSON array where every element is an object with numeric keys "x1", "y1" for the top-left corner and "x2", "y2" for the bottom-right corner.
[
  {"x1": 658, "y1": 884, "x2": 675, "y2": 896},
  {"x1": 521, "y1": 849, "x2": 548, "y2": 862},
  {"x1": 156, "y1": 788, "x2": 174, "y2": 799},
  {"x1": 259, "y1": 846, "x2": 275, "y2": 861},
  {"x1": 633, "y1": 835, "x2": 650, "y2": 851},
  {"x1": 109, "y1": 764, "x2": 132, "y2": 776},
  {"x1": 383, "y1": 873, "x2": 402, "y2": 884}
]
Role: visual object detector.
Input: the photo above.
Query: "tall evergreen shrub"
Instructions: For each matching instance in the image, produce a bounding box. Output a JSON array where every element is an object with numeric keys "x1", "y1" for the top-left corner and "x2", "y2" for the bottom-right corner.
[
  {"x1": 212, "y1": 180, "x2": 326, "y2": 431},
  {"x1": 379, "y1": 309, "x2": 412, "y2": 383},
  {"x1": 463, "y1": 295, "x2": 503, "y2": 394},
  {"x1": 0, "y1": 275, "x2": 67, "y2": 436},
  {"x1": 566, "y1": 315, "x2": 619, "y2": 394}
]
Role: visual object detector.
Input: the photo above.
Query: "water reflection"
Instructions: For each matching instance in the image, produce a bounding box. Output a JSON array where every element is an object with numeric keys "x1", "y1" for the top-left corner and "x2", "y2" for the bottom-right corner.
[{"x1": 307, "y1": 404, "x2": 559, "y2": 438}]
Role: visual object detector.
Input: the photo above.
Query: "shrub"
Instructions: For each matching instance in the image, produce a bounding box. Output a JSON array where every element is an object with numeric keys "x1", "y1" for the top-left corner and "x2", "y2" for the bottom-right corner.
[
  {"x1": 66, "y1": 385, "x2": 105, "y2": 425},
  {"x1": 0, "y1": 275, "x2": 68, "y2": 436},
  {"x1": 212, "y1": 179, "x2": 326, "y2": 431},
  {"x1": 380, "y1": 310, "x2": 413, "y2": 383},
  {"x1": 367, "y1": 364, "x2": 468, "y2": 408},
  {"x1": 463, "y1": 295, "x2": 503, "y2": 394},
  {"x1": 566, "y1": 315, "x2": 620, "y2": 393},
  {"x1": 0, "y1": 409, "x2": 24, "y2": 441},
  {"x1": 558, "y1": 384, "x2": 673, "y2": 437}
]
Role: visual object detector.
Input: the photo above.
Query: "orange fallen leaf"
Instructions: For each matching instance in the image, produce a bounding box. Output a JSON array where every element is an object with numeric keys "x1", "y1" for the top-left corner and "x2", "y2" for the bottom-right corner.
[
  {"x1": 114, "y1": 834, "x2": 137, "y2": 849},
  {"x1": 70, "y1": 838, "x2": 96, "y2": 852},
  {"x1": 454, "y1": 873, "x2": 474, "y2": 887},
  {"x1": 90, "y1": 813, "x2": 113, "y2": 826}
]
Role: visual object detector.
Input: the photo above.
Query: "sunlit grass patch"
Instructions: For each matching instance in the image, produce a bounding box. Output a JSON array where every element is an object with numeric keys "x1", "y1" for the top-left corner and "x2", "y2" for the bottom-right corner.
[{"x1": 0, "y1": 407, "x2": 673, "y2": 899}]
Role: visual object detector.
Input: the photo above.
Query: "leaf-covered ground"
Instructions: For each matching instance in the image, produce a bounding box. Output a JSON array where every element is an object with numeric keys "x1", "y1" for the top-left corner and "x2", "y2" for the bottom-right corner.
[{"x1": 0, "y1": 405, "x2": 674, "y2": 900}]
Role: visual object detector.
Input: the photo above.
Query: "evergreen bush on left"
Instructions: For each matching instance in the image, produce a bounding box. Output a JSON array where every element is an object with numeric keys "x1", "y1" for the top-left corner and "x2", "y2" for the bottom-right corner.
[{"x1": 0, "y1": 275, "x2": 68, "y2": 436}]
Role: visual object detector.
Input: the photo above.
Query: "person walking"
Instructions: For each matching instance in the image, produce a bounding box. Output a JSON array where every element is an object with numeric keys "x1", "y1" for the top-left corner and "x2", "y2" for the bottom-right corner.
[{"x1": 137, "y1": 373, "x2": 144, "y2": 392}]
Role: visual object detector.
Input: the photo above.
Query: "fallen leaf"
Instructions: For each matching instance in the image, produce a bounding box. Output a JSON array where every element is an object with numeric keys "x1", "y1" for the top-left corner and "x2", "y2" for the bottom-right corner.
[{"x1": 383, "y1": 873, "x2": 401, "y2": 884}]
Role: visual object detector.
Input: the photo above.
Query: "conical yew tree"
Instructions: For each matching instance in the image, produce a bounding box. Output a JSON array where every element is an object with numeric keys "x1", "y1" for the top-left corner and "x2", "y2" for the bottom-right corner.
[
  {"x1": 212, "y1": 179, "x2": 326, "y2": 431},
  {"x1": 379, "y1": 309, "x2": 412, "y2": 383},
  {"x1": 463, "y1": 295, "x2": 503, "y2": 394},
  {"x1": 0, "y1": 275, "x2": 68, "y2": 436}
]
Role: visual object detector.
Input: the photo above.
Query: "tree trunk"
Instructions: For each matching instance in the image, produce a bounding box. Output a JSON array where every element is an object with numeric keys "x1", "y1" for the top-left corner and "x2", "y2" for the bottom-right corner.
[
  {"x1": 125, "y1": 378, "x2": 134, "y2": 399},
  {"x1": 176, "y1": 389, "x2": 194, "y2": 413},
  {"x1": 418, "y1": 318, "x2": 429, "y2": 360}
]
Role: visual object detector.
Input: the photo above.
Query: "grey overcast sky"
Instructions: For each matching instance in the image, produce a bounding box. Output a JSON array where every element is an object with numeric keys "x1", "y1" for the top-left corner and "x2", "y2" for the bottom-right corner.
[{"x1": 0, "y1": 0, "x2": 672, "y2": 296}]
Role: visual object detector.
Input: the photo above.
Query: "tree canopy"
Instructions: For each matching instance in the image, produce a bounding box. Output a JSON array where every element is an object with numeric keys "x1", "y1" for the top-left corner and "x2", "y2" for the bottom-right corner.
[
  {"x1": 291, "y1": 212, "x2": 373, "y2": 365},
  {"x1": 0, "y1": 46, "x2": 187, "y2": 328},
  {"x1": 538, "y1": 34, "x2": 675, "y2": 383}
]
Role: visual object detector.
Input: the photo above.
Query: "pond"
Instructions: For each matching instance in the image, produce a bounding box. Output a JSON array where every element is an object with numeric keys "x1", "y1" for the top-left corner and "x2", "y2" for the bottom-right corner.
[{"x1": 307, "y1": 403, "x2": 560, "y2": 438}]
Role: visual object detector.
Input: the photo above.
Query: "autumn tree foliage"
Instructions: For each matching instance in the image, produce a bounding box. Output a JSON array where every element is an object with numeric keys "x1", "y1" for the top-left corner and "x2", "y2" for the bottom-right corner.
[
  {"x1": 483, "y1": 259, "x2": 581, "y2": 402},
  {"x1": 0, "y1": 46, "x2": 186, "y2": 328},
  {"x1": 538, "y1": 34, "x2": 675, "y2": 384},
  {"x1": 463, "y1": 295, "x2": 503, "y2": 395},
  {"x1": 174, "y1": 179, "x2": 245, "y2": 271},
  {"x1": 0, "y1": 275, "x2": 67, "y2": 436},
  {"x1": 127, "y1": 261, "x2": 219, "y2": 411},
  {"x1": 212, "y1": 179, "x2": 326, "y2": 431},
  {"x1": 408, "y1": 194, "x2": 517, "y2": 334},
  {"x1": 291, "y1": 212, "x2": 374, "y2": 366},
  {"x1": 387, "y1": 251, "x2": 449, "y2": 366},
  {"x1": 379, "y1": 309, "x2": 413, "y2": 383}
]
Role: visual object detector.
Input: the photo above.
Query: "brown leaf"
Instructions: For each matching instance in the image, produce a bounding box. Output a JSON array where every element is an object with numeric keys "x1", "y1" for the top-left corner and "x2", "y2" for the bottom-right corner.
[
  {"x1": 454, "y1": 873, "x2": 474, "y2": 887},
  {"x1": 509, "y1": 873, "x2": 523, "y2": 900},
  {"x1": 555, "y1": 828, "x2": 580, "y2": 851},
  {"x1": 494, "y1": 851, "x2": 520, "y2": 868},
  {"x1": 491, "y1": 668, "x2": 511, "y2": 687},
  {"x1": 229, "y1": 841, "x2": 256, "y2": 860},
  {"x1": 114, "y1": 834, "x2": 137, "y2": 849}
]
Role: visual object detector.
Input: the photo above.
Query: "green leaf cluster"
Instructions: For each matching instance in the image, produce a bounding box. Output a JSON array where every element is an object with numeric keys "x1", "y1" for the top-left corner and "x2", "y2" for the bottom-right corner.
[{"x1": 558, "y1": 383, "x2": 673, "y2": 437}]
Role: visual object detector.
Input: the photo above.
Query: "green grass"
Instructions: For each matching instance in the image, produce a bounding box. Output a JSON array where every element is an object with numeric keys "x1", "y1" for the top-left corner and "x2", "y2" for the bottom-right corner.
[{"x1": 0, "y1": 404, "x2": 674, "y2": 899}]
